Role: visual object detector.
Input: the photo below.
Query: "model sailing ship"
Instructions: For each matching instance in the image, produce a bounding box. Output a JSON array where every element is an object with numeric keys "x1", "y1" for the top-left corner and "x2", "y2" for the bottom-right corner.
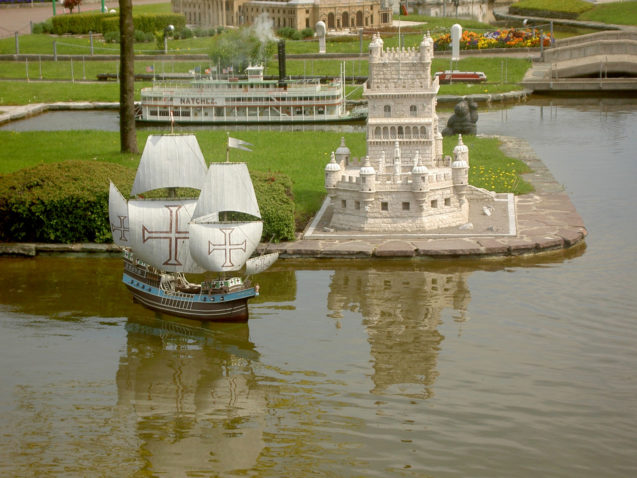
[{"x1": 108, "y1": 134, "x2": 278, "y2": 322}]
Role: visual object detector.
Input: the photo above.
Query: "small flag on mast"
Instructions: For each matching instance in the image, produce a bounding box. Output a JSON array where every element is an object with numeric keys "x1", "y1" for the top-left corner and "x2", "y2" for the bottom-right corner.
[{"x1": 228, "y1": 136, "x2": 253, "y2": 152}]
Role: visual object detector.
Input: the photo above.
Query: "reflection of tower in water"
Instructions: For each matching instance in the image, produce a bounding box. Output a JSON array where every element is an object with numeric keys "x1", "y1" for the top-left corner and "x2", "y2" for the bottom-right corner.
[
  {"x1": 116, "y1": 318, "x2": 267, "y2": 476},
  {"x1": 327, "y1": 267, "x2": 471, "y2": 399}
]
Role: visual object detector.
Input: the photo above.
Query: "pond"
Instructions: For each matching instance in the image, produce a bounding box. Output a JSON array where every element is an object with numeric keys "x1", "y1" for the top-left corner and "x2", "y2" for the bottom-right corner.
[{"x1": 0, "y1": 97, "x2": 636, "y2": 477}]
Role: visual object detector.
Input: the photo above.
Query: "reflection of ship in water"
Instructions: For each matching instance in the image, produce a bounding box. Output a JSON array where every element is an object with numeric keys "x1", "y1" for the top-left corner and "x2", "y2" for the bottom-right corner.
[
  {"x1": 327, "y1": 266, "x2": 471, "y2": 399},
  {"x1": 116, "y1": 316, "x2": 268, "y2": 475}
]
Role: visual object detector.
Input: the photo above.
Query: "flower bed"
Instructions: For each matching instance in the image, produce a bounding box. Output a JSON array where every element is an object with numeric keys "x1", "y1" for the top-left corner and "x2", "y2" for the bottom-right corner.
[{"x1": 434, "y1": 28, "x2": 552, "y2": 50}]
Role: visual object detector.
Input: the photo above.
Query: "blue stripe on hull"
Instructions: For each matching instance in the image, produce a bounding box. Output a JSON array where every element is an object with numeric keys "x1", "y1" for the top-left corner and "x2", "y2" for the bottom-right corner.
[{"x1": 122, "y1": 272, "x2": 256, "y2": 322}]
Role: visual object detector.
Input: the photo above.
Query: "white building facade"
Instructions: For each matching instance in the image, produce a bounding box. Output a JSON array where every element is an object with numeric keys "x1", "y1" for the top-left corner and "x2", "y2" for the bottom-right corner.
[{"x1": 324, "y1": 33, "x2": 483, "y2": 232}]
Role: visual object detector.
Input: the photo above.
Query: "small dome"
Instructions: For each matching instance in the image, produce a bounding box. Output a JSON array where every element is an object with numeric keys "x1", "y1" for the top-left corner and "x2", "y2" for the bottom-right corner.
[
  {"x1": 452, "y1": 159, "x2": 468, "y2": 169},
  {"x1": 335, "y1": 137, "x2": 350, "y2": 157},
  {"x1": 412, "y1": 151, "x2": 428, "y2": 174},
  {"x1": 360, "y1": 156, "x2": 376, "y2": 175},
  {"x1": 453, "y1": 134, "x2": 469, "y2": 154},
  {"x1": 325, "y1": 152, "x2": 341, "y2": 172}
]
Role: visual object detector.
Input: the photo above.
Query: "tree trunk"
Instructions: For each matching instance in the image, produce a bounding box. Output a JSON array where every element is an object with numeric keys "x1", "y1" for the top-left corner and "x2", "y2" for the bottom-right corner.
[{"x1": 119, "y1": 0, "x2": 138, "y2": 154}]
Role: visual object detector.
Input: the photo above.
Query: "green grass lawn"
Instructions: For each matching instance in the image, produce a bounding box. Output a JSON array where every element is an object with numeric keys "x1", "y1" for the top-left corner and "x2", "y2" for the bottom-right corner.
[
  {"x1": 509, "y1": 0, "x2": 594, "y2": 15},
  {"x1": 0, "y1": 55, "x2": 531, "y2": 106},
  {"x1": 0, "y1": 129, "x2": 533, "y2": 226},
  {"x1": 0, "y1": 59, "x2": 217, "y2": 81},
  {"x1": 0, "y1": 81, "x2": 148, "y2": 104},
  {"x1": 578, "y1": 2, "x2": 637, "y2": 26}
]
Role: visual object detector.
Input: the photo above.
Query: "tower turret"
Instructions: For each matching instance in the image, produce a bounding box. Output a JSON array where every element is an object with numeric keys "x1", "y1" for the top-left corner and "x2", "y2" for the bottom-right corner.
[
  {"x1": 325, "y1": 151, "x2": 342, "y2": 196},
  {"x1": 335, "y1": 136, "x2": 351, "y2": 167},
  {"x1": 393, "y1": 141, "x2": 402, "y2": 178},
  {"x1": 452, "y1": 136, "x2": 469, "y2": 202},
  {"x1": 453, "y1": 134, "x2": 469, "y2": 166},
  {"x1": 411, "y1": 150, "x2": 429, "y2": 210},
  {"x1": 378, "y1": 151, "x2": 386, "y2": 174},
  {"x1": 360, "y1": 155, "x2": 376, "y2": 206}
]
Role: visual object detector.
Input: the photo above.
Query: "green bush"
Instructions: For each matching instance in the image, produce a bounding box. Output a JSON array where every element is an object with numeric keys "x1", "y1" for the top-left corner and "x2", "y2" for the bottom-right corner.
[
  {"x1": 32, "y1": 18, "x2": 54, "y2": 35},
  {"x1": 300, "y1": 28, "x2": 315, "y2": 39},
  {"x1": 52, "y1": 12, "x2": 119, "y2": 35},
  {"x1": 52, "y1": 12, "x2": 186, "y2": 35},
  {"x1": 101, "y1": 17, "x2": 120, "y2": 34},
  {"x1": 134, "y1": 30, "x2": 154, "y2": 43},
  {"x1": 251, "y1": 170, "x2": 296, "y2": 242},
  {"x1": 0, "y1": 161, "x2": 134, "y2": 244},
  {"x1": 0, "y1": 161, "x2": 295, "y2": 244},
  {"x1": 175, "y1": 26, "x2": 194, "y2": 40},
  {"x1": 277, "y1": 27, "x2": 302, "y2": 40},
  {"x1": 103, "y1": 31, "x2": 119, "y2": 43}
]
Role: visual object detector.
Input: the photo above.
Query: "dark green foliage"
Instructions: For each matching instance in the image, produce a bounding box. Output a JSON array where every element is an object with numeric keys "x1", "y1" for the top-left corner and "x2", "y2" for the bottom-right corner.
[
  {"x1": 52, "y1": 12, "x2": 118, "y2": 35},
  {"x1": 300, "y1": 28, "x2": 315, "y2": 39},
  {"x1": 32, "y1": 19, "x2": 54, "y2": 35},
  {"x1": 209, "y1": 29, "x2": 276, "y2": 72},
  {"x1": 251, "y1": 170, "x2": 296, "y2": 242},
  {"x1": 174, "y1": 27, "x2": 194, "y2": 40},
  {"x1": 277, "y1": 27, "x2": 302, "y2": 40},
  {"x1": 52, "y1": 12, "x2": 185, "y2": 35},
  {"x1": 0, "y1": 161, "x2": 295, "y2": 244},
  {"x1": 0, "y1": 161, "x2": 134, "y2": 244},
  {"x1": 103, "y1": 31, "x2": 119, "y2": 43}
]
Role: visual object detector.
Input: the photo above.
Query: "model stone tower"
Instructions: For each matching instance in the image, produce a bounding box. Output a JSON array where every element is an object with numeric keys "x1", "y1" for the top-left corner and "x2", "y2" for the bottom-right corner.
[{"x1": 323, "y1": 32, "x2": 491, "y2": 233}]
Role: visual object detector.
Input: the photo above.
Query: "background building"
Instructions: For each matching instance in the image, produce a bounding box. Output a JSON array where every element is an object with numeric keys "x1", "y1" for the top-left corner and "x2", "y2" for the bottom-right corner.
[{"x1": 172, "y1": 0, "x2": 393, "y2": 31}]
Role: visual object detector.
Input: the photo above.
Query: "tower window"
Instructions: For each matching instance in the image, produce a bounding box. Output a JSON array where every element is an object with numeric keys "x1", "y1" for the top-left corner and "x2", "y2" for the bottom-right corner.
[
  {"x1": 402, "y1": 202, "x2": 410, "y2": 211},
  {"x1": 381, "y1": 202, "x2": 389, "y2": 211},
  {"x1": 384, "y1": 105, "x2": 391, "y2": 117},
  {"x1": 410, "y1": 105, "x2": 417, "y2": 117},
  {"x1": 355, "y1": 201, "x2": 361, "y2": 210},
  {"x1": 445, "y1": 198, "x2": 451, "y2": 206},
  {"x1": 341, "y1": 199, "x2": 347, "y2": 208},
  {"x1": 431, "y1": 199, "x2": 438, "y2": 208}
]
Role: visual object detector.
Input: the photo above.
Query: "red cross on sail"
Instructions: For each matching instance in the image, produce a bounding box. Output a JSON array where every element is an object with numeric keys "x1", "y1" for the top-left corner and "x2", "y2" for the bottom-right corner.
[
  {"x1": 111, "y1": 216, "x2": 129, "y2": 242},
  {"x1": 142, "y1": 205, "x2": 189, "y2": 266},
  {"x1": 208, "y1": 228, "x2": 247, "y2": 269}
]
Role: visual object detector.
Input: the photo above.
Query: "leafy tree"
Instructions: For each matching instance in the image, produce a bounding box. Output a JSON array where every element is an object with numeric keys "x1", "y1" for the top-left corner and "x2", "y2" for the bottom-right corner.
[
  {"x1": 209, "y1": 28, "x2": 275, "y2": 73},
  {"x1": 63, "y1": 0, "x2": 82, "y2": 14}
]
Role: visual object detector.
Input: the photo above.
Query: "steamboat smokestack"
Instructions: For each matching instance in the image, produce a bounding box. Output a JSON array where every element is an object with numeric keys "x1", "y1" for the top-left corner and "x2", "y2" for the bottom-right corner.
[{"x1": 278, "y1": 40, "x2": 286, "y2": 87}]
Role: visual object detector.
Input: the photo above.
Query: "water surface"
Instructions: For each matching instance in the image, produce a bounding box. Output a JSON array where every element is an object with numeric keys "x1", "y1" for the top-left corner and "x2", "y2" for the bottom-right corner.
[{"x1": 1, "y1": 98, "x2": 636, "y2": 477}]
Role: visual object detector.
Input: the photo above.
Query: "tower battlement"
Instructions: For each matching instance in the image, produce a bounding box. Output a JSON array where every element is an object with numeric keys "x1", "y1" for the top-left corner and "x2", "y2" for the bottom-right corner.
[{"x1": 322, "y1": 33, "x2": 493, "y2": 233}]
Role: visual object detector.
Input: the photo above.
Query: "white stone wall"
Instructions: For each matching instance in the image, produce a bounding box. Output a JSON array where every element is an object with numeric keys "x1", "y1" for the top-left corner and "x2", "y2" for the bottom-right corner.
[{"x1": 325, "y1": 33, "x2": 470, "y2": 233}]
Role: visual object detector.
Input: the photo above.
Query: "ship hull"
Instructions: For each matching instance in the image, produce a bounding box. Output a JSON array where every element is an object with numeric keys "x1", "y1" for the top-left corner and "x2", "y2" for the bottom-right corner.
[{"x1": 123, "y1": 271, "x2": 256, "y2": 322}]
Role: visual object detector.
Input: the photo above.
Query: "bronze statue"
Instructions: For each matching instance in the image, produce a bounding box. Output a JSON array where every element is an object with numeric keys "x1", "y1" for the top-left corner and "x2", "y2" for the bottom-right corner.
[{"x1": 442, "y1": 98, "x2": 478, "y2": 136}]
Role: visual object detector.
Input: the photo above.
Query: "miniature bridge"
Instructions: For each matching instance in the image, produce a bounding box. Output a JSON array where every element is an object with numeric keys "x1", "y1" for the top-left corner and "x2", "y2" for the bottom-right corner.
[{"x1": 522, "y1": 31, "x2": 637, "y2": 92}]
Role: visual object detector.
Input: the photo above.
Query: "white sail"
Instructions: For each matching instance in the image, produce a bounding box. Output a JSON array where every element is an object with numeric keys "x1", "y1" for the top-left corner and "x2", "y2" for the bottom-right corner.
[
  {"x1": 128, "y1": 199, "x2": 205, "y2": 273},
  {"x1": 108, "y1": 181, "x2": 130, "y2": 247},
  {"x1": 246, "y1": 252, "x2": 279, "y2": 275},
  {"x1": 189, "y1": 221, "x2": 263, "y2": 272},
  {"x1": 131, "y1": 135, "x2": 209, "y2": 196},
  {"x1": 192, "y1": 163, "x2": 261, "y2": 221}
]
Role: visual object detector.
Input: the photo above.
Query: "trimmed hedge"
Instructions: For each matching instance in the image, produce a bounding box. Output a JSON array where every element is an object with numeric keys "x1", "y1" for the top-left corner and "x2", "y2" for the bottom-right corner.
[
  {"x1": 0, "y1": 161, "x2": 295, "y2": 244},
  {"x1": 51, "y1": 12, "x2": 186, "y2": 35},
  {"x1": 51, "y1": 12, "x2": 118, "y2": 35},
  {"x1": 101, "y1": 13, "x2": 186, "y2": 34}
]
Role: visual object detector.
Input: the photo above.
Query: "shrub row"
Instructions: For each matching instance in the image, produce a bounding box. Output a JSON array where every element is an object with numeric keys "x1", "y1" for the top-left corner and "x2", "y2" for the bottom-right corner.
[
  {"x1": 0, "y1": 161, "x2": 295, "y2": 244},
  {"x1": 50, "y1": 12, "x2": 185, "y2": 35},
  {"x1": 100, "y1": 13, "x2": 186, "y2": 34}
]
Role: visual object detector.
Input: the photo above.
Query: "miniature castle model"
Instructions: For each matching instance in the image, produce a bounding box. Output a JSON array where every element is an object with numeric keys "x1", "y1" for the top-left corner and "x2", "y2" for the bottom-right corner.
[{"x1": 324, "y1": 32, "x2": 490, "y2": 232}]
